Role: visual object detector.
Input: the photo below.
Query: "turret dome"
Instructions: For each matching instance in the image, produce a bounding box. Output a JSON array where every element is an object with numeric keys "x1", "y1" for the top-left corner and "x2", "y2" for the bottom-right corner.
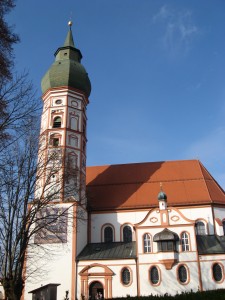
[
  {"x1": 158, "y1": 191, "x2": 167, "y2": 201},
  {"x1": 41, "y1": 24, "x2": 91, "y2": 97}
]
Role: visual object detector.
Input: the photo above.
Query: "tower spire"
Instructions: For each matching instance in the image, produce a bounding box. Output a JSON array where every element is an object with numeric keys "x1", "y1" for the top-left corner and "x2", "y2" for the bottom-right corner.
[
  {"x1": 64, "y1": 21, "x2": 75, "y2": 47},
  {"x1": 41, "y1": 21, "x2": 91, "y2": 97}
]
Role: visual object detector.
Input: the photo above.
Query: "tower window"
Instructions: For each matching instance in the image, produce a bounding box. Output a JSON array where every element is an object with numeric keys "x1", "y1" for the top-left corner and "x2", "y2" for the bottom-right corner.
[
  {"x1": 55, "y1": 99, "x2": 62, "y2": 105},
  {"x1": 49, "y1": 134, "x2": 61, "y2": 147},
  {"x1": 70, "y1": 115, "x2": 79, "y2": 130},
  {"x1": 123, "y1": 225, "x2": 132, "y2": 242},
  {"x1": 53, "y1": 116, "x2": 62, "y2": 128},
  {"x1": 52, "y1": 138, "x2": 59, "y2": 147},
  {"x1": 121, "y1": 268, "x2": 131, "y2": 286}
]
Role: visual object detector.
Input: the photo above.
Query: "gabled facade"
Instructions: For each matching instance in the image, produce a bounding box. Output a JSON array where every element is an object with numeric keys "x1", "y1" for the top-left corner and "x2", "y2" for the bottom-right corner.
[{"x1": 24, "y1": 25, "x2": 225, "y2": 300}]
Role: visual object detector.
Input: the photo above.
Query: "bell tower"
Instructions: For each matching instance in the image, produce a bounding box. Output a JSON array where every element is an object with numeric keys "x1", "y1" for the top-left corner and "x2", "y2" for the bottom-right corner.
[
  {"x1": 25, "y1": 22, "x2": 91, "y2": 300},
  {"x1": 36, "y1": 21, "x2": 91, "y2": 203}
]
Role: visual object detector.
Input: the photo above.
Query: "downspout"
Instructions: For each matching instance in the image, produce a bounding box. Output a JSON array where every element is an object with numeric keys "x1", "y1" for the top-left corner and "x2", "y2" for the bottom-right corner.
[
  {"x1": 135, "y1": 257, "x2": 140, "y2": 297},
  {"x1": 134, "y1": 226, "x2": 140, "y2": 297},
  {"x1": 194, "y1": 227, "x2": 203, "y2": 291}
]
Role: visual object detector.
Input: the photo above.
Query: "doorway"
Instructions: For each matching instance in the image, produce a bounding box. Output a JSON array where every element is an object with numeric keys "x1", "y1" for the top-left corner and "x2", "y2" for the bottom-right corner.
[{"x1": 89, "y1": 281, "x2": 104, "y2": 300}]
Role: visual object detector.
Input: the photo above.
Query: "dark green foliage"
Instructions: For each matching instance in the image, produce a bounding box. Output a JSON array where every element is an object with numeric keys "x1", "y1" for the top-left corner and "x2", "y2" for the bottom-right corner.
[
  {"x1": 108, "y1": 289, "x2": 225, "y2": 300},
  {"x1": 0, "y1": 0, "x2": 19, "y2": 81}
]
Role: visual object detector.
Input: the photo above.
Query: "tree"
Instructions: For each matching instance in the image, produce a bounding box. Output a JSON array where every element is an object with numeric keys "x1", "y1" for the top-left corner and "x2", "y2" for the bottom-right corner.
[
  {"x1": 0, "y1": 73, "x2": 39, "y2": 151},
  {"x1": 0, "y1": 121, "x2": 85, "y2": 299},
  {"x1": 0, "y1": 0, "x2": 19, "y2": 81}
]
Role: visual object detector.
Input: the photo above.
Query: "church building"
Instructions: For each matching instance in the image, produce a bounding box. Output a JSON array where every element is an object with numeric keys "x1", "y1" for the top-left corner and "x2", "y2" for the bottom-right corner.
[{"x1": 24, "y1": 23, "x2": 225, "y2": 300}]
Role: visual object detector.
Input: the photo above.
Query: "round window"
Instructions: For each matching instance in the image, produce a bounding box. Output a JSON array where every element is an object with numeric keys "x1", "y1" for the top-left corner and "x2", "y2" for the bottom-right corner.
[
  {"x1": 71, "y1": 100, "x2": 78, "y2": 107},
  {"x1": 55, "y1": 99, "x2": 62, "y2": 105}
]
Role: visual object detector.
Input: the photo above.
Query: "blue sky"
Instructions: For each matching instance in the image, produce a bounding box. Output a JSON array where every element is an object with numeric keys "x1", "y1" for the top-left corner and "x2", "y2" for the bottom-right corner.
[{"x1": 8, "y1": 0, "x2": 225, "y2": 188}]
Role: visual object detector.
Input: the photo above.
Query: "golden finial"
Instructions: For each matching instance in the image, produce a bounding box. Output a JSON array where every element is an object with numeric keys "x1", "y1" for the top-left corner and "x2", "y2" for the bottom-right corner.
[
  {"x1": 160, "y1": 182, "x2": 163, "y2": 190},
  {"x1": 68, "y1": 20, "x2": 73, "y2": 28}
]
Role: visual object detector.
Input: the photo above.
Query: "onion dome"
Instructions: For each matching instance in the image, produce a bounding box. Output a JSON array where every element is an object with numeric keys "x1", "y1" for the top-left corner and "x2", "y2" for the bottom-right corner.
[
  {"x1": 41, "y1": 22, "x2": 91, "y2": 97},
  {"x1": 158, "y1": 183, "x2": 167, "y2": 201}
]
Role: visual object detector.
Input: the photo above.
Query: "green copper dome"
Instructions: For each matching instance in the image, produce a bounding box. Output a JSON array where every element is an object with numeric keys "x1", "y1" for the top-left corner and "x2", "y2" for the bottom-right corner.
[
  {"x1": 41, "y1": 26, "x2": 91, "y2": 96},
  {"x1": 158, "y1": 191, "x2": 167, "y2": 201}
]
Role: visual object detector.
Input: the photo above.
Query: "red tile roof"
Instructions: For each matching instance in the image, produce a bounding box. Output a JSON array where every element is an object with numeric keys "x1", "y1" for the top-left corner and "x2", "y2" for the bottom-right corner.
[{"x1": 86, "y1": 160, "x2": 225, "y2": 211}]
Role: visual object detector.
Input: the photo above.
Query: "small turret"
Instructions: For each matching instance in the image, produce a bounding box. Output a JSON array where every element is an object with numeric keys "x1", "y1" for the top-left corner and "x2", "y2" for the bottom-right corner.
[{"x1": 158, "y1": 183, "x2": 167, "y2": 210}]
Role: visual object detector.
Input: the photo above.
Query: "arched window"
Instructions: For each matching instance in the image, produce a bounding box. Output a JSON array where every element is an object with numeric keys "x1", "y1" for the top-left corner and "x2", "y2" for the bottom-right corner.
[
  {"x1": 50, "y1": 134, "x2": 61, "y2": 147},
  {"x1": 104, "y1": 226, "x2": 113, "y2": 243},
  {"x1": 181, "y1": 232, "x2": 190, "y2": 251},
  {"x1": 222, "y1": 221, "x2": 225, "y2": 236},
  {"x1": 123, "y1": 225, "x2": 132, "y2": 242},
  {"x1": 150, "y1": 266, "x2": 160, "y2": 285},
  {"x1": 195, "y1": 221, "x2": 206, "y2": 235},
  {"x1": 69, "y1": 135, "x2": 78, "y2": 147},
  {"x1": 143, "y1": 233, "x2": 151, "y2": 253},
  {"x1": 68, "y1": 153, "x2": 78, "y2": 169},
  {"x1": 121, "y1": 268, "x2": 130, "y2": 286},
  {"x1": 212, "y1": 263, "x2": 223, "y2": 282},
  {"x1": 70, "y1": 115, "x2": 79, "y2": 130},
  {"x1": 178, "y1": 265, "x2": 188, "y2": 284},
  {"x1": 53, "y1": 116, "x2": 62, "y2": 128}
]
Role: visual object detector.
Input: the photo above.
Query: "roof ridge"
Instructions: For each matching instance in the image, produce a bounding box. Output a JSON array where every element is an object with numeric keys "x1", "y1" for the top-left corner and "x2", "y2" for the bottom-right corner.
[
  {"x1": 86, "y1": 159, "x2": 199, "y2": 169},
  {"x1": 87, "y1": 177, "x2": 208, "y2": 187},
  {"x1": 198, "y1": 161, "x2": 225, "y2": 201}
]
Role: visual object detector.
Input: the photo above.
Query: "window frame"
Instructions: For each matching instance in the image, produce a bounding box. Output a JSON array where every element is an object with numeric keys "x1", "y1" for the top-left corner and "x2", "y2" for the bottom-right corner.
[
  {"x1": 121, "y1": 267, "x2": 132, "y2": 286},
  {"x1": 49, "y1": 133, "x2": 61, "y2": 147},
  {"x1": 195, "y1": 221, "x2": 207, "y2": 235},
  {"x1": 53, "y1": 116, "x2": 62, "y2": 128},
  {"x1": 143, "y1": 233, "x2": 151, "y2": 253},
  {"x1": 181, "y1": 232, "x2": 190, "y2": 252},
  {"x1": 122, "y1": 225, "x2": 132, "y2": 243},
  {"x1": 149, "y1": 266, "x2": 161, "y2": 286},
  {"x1": 212, "y1": 263, "x2": 224, "y2": 283},
  {"x1": 70, "y1": 114, "x2": 79, "y2": 131},
  {"x1": 101, "y1": 224, "x2": 115, "y2": 243},
  {"x1": 177, "y1": 264, "x2": 189, "y2": 285},
  {"x1": 157, "y1": 240, "x2": 176, "y2": 252},
  {"x1": 104, "y1": 226, "x2": 114, "y2": 243}
]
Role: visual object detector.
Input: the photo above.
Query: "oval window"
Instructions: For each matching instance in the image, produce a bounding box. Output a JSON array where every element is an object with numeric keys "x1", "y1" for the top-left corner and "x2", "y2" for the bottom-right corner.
[
  {"x1": 55, "y1": 99, "x2": 62, "y2": 105},
  {"x1": 71, "y1": 100, "x2": 78, "y2": 107},
  {"x1": 121, "y1": 268, "x2": 130, "y2": 286},
  {"x1": 150, "y1": 266, "x2": 159, "y2": 285},
  {"x1": 213, "y1": 263, "x2": 223, "y2": 282},
  {"x1": 178, "y1": 265, "x2": 188, "y2": 283}
]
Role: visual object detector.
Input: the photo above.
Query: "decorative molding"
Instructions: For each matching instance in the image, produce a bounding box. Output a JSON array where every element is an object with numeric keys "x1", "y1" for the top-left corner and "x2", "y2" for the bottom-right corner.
[
  {"x1": 160, "y1": 259, "x2": 177, "y2": 270},
  {"x1": 171, "y1": 215, "x2": 180, "y2": 222},
  {"x1": 150, "y1": 217, "x2": 158, "y2": 223}
]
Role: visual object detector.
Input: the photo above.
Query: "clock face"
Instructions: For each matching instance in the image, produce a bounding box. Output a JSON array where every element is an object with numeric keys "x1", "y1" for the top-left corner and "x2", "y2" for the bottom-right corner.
[{"x1": 55, "y1": 99, "x2": 62, "y2": 105}]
